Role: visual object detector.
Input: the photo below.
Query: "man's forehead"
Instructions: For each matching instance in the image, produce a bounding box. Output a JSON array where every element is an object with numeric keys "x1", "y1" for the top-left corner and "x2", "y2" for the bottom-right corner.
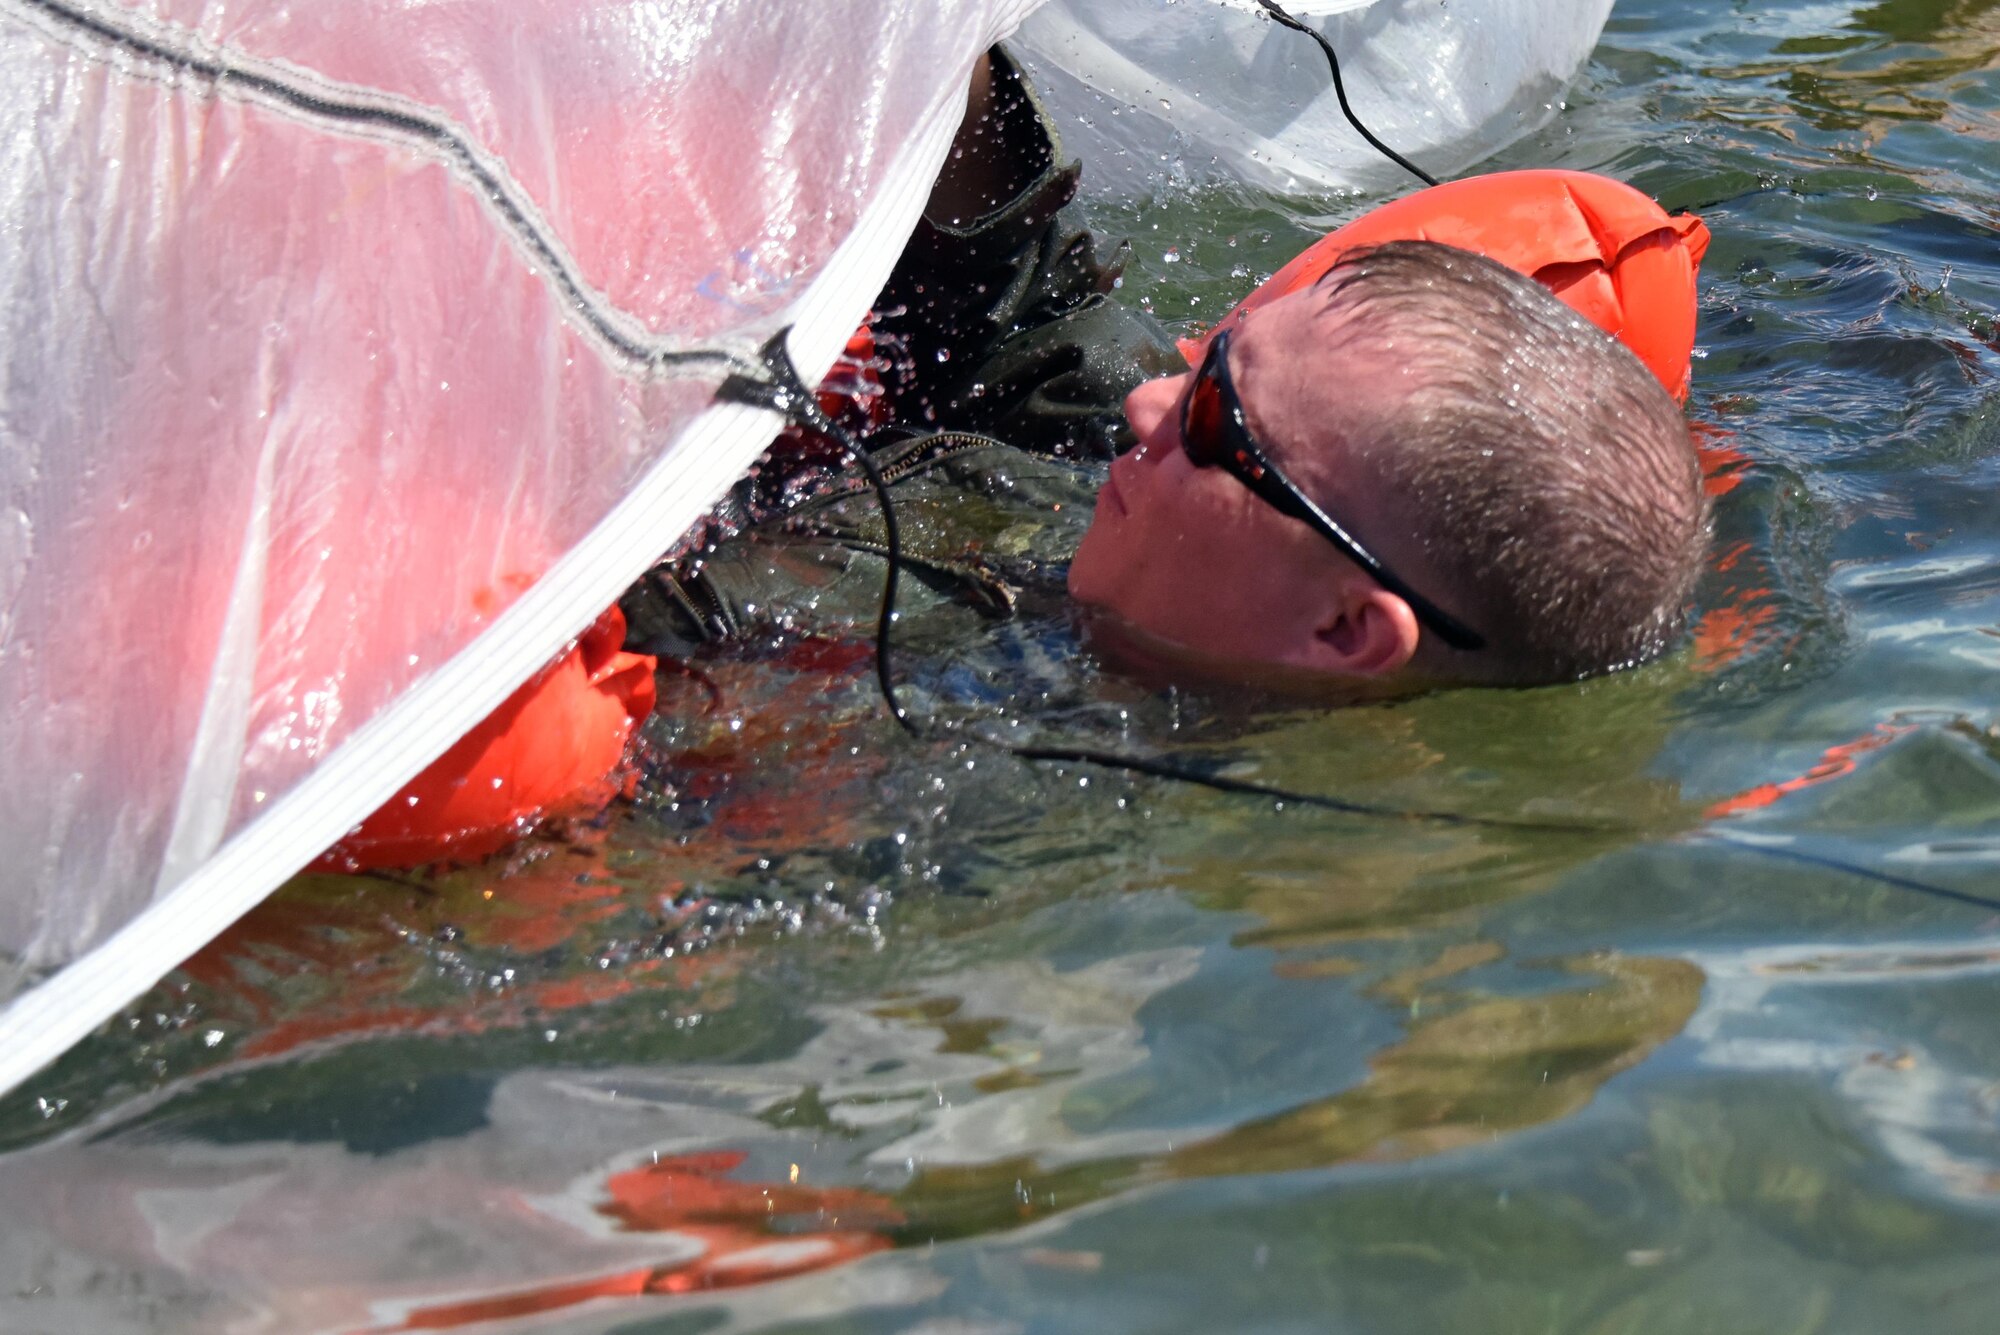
[
  {"x1": 1229, "y1": 285, "x2": 1404, "y2": 424},
  {"x1": 1210, "y1": 285, "x2": 1440, "y2": 601}
]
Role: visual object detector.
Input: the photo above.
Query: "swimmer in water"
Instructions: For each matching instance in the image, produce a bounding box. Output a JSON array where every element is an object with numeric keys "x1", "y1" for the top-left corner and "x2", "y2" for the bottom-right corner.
[{"x1": 626, "y1": 235, "x2": 1706, "y2": 694}]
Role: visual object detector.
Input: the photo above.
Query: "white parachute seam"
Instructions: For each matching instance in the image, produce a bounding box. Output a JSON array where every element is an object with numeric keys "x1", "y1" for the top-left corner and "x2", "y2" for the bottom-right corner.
[{"x1": 6, "y1": 0, "x2": 761, "y2": 382}]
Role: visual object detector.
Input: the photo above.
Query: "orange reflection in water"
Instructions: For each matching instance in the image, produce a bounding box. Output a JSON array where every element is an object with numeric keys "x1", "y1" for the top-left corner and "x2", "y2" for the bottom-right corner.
[
  {"x1": 1704, "y1": 720, "x2": 1917, "y2": 819},
  {"x1": 375, "y1": 1152, "x2": 901, "y2": 1332},
  {"x1": 1694, "y1": 419, "x2": 1753, "y2": 499},
  {"x1": 181, "y1": 835, "x2": 718, "y2": 1064},
  {"x1": 1692, "y1": 536, "x2": 1783, "y2": 671}
]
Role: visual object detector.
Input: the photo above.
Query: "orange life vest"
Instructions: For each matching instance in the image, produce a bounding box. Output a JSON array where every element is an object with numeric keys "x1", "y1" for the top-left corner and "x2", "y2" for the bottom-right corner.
[
  {"x1": 314, "y1": 604, "x2": 656, "y2": 873},
  {"x1": 1183, "y1": 169, "x2": 1710, "y2": 400}
]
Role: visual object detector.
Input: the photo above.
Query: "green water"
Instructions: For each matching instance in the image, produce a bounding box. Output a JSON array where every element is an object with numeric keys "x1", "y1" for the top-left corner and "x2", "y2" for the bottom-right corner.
[{"x1": 8, "y1": 1, "x2": 2000, "y2": 1330}]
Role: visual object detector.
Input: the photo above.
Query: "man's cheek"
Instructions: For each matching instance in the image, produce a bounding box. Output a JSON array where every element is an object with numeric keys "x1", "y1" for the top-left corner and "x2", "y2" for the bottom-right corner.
[
  {"x1": 1067, "y1": 513, "x2": 1120, "y2": 606},
  {"x1": 1069, "y1": 500, "x2": 1164, "y2": 612}
]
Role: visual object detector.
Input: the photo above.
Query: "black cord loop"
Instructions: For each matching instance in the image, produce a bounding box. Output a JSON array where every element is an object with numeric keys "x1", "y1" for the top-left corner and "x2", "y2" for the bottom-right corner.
[{"x1": 717, "y1": 334, "x2": 920, "y2": 738}]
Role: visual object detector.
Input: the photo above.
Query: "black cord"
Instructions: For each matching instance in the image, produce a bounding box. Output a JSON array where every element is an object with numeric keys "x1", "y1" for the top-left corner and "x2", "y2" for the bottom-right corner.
[
  {"x1": 1695, "y1": 831, "x2": 2000, "y2": 914},
  {"x1": 1254, "y1": 0, "x2": 1439, "y2": 189},
  {"x1": 1000, "y1": 738, "x2": 1626, "y2": 833},
  {"x1": 717, "y1": 334, "x2": 920, "y2": 738}
]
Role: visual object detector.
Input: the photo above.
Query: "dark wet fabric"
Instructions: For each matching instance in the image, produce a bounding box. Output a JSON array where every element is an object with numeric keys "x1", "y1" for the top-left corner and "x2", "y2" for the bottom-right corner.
[
  {"x1": 623, "y1": 46, "x2": 1177, "y2": 656},
  {"x1": 871, "y1": 50, "x2": 1182, "y2": 460},
  {"x1": 621, "y1": 431, "x2": 1097, "y2": 658}
]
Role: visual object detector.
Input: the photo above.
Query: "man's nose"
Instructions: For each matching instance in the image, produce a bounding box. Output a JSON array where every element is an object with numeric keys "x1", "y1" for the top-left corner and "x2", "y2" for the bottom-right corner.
[{"x1": 1122, "y1": 372, "x2": 1189, "y2": 454}]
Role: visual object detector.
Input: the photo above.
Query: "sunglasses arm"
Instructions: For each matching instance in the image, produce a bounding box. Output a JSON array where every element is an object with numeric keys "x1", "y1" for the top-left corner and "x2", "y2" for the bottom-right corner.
[{"x1": 1235, "y1": 444, "x2": 1487, "y2": 652}]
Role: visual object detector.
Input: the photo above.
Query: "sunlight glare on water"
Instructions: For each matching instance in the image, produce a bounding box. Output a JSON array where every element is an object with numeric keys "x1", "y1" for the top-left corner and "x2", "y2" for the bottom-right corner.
[{"x1": 6, "y1": 1, "x2": 2000, "y2": 1331}]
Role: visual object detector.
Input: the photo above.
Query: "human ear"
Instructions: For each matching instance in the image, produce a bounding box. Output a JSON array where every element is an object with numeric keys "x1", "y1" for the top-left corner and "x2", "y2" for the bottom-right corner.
[{"x1": 1312, "y1": 589, "x2": 1421, "y2": 677}]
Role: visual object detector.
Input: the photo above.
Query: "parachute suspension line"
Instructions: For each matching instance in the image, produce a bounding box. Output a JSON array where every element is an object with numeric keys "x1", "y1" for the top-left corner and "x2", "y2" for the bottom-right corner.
[
  {"x1": 1691, "y1": 830, "x2": 2000, "y2": 915},
  {"x1": 1253, "y1": 0, "x2": 1440, "y2": 189},
  {"x1": 11, "y1": 0, "x2": 752, "y2": 380},
  {"x1": 717, "y1": 336, "x2": 921, "y2": 739}
]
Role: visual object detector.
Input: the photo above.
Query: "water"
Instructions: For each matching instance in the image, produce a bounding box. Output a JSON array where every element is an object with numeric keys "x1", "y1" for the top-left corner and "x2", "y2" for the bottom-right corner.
[{"x1": 8, "y1": 1, "x2": 2000, "y2": 1329}]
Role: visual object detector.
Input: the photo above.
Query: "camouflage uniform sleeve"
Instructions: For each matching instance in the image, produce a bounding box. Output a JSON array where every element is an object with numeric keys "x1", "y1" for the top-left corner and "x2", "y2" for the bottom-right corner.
[
  {"x1": 622, "y1": 48, "x2": 1171, "y2": 656},
  {"x1": 621, "y1": 435, "x2": 1098, "y2": 657},
  {"x1": 869, "y1": 45, "x2": 1183, "y2": 460}
]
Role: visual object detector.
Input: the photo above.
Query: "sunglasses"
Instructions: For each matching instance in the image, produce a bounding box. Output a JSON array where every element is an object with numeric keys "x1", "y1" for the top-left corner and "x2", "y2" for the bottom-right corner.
[{"x1": 1179, "y1": 328, "x2": 1486, "y2": 652}]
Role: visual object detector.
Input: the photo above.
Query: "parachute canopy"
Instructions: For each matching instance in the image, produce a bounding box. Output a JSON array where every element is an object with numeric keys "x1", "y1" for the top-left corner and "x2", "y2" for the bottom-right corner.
[{"x1": 0, "y1": 0, "x2": 1611, "y2": 1095}]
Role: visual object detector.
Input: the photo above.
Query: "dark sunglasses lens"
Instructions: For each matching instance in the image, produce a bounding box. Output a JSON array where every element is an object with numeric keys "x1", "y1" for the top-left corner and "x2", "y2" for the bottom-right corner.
[{"x1": 1181, "y1": 358, "x2": 1227, "y2": 467}]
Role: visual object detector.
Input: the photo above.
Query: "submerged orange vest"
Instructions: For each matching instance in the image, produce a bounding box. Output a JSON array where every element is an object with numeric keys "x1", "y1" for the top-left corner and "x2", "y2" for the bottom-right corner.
[
  {"x1": 316, "y1": 331, "x2": 888, "y2": 874},
  {"x1": 1183, "y1": 169, "x2": 1710, "y2": 399},
  {"x1": 314, "y1": 604, "x2": 656, "y2": 873}
]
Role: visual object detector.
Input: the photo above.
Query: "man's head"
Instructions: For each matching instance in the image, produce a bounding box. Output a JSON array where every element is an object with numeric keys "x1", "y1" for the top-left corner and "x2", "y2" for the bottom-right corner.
[{"x1": 1067, "y1": 240, "x2": 1710, "y2": 689}]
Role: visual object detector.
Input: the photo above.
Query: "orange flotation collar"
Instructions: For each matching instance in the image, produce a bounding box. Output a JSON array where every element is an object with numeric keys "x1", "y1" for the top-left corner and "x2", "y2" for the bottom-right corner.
[
  {"x1": 316, "y1": 332, "x2": 883, "y2": 876},
  {"x1": 1182, "y1": 169, "x2": 1710, "y2": 401},
  {"x1": 315, "y1": 603, "x2": 656, "y2": 873}
]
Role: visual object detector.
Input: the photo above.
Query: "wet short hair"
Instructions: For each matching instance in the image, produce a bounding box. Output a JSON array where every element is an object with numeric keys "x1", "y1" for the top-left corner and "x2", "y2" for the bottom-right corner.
[{"x1": 1317, "y1": 241, "x2": 1709, "y2": 684}]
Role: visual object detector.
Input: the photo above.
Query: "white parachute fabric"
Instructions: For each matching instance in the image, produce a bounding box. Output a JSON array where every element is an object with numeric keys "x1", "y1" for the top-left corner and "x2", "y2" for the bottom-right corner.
[
  {"x1": 1013, "y1": 0, "x2": 1615, "y2": 196},
  {"x1": 0, "y1": 0, "x2": 1615, "y2": 1098},
  {"x1": 0, "y1": 0, "x2": 1037, "y2": 1094}
]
